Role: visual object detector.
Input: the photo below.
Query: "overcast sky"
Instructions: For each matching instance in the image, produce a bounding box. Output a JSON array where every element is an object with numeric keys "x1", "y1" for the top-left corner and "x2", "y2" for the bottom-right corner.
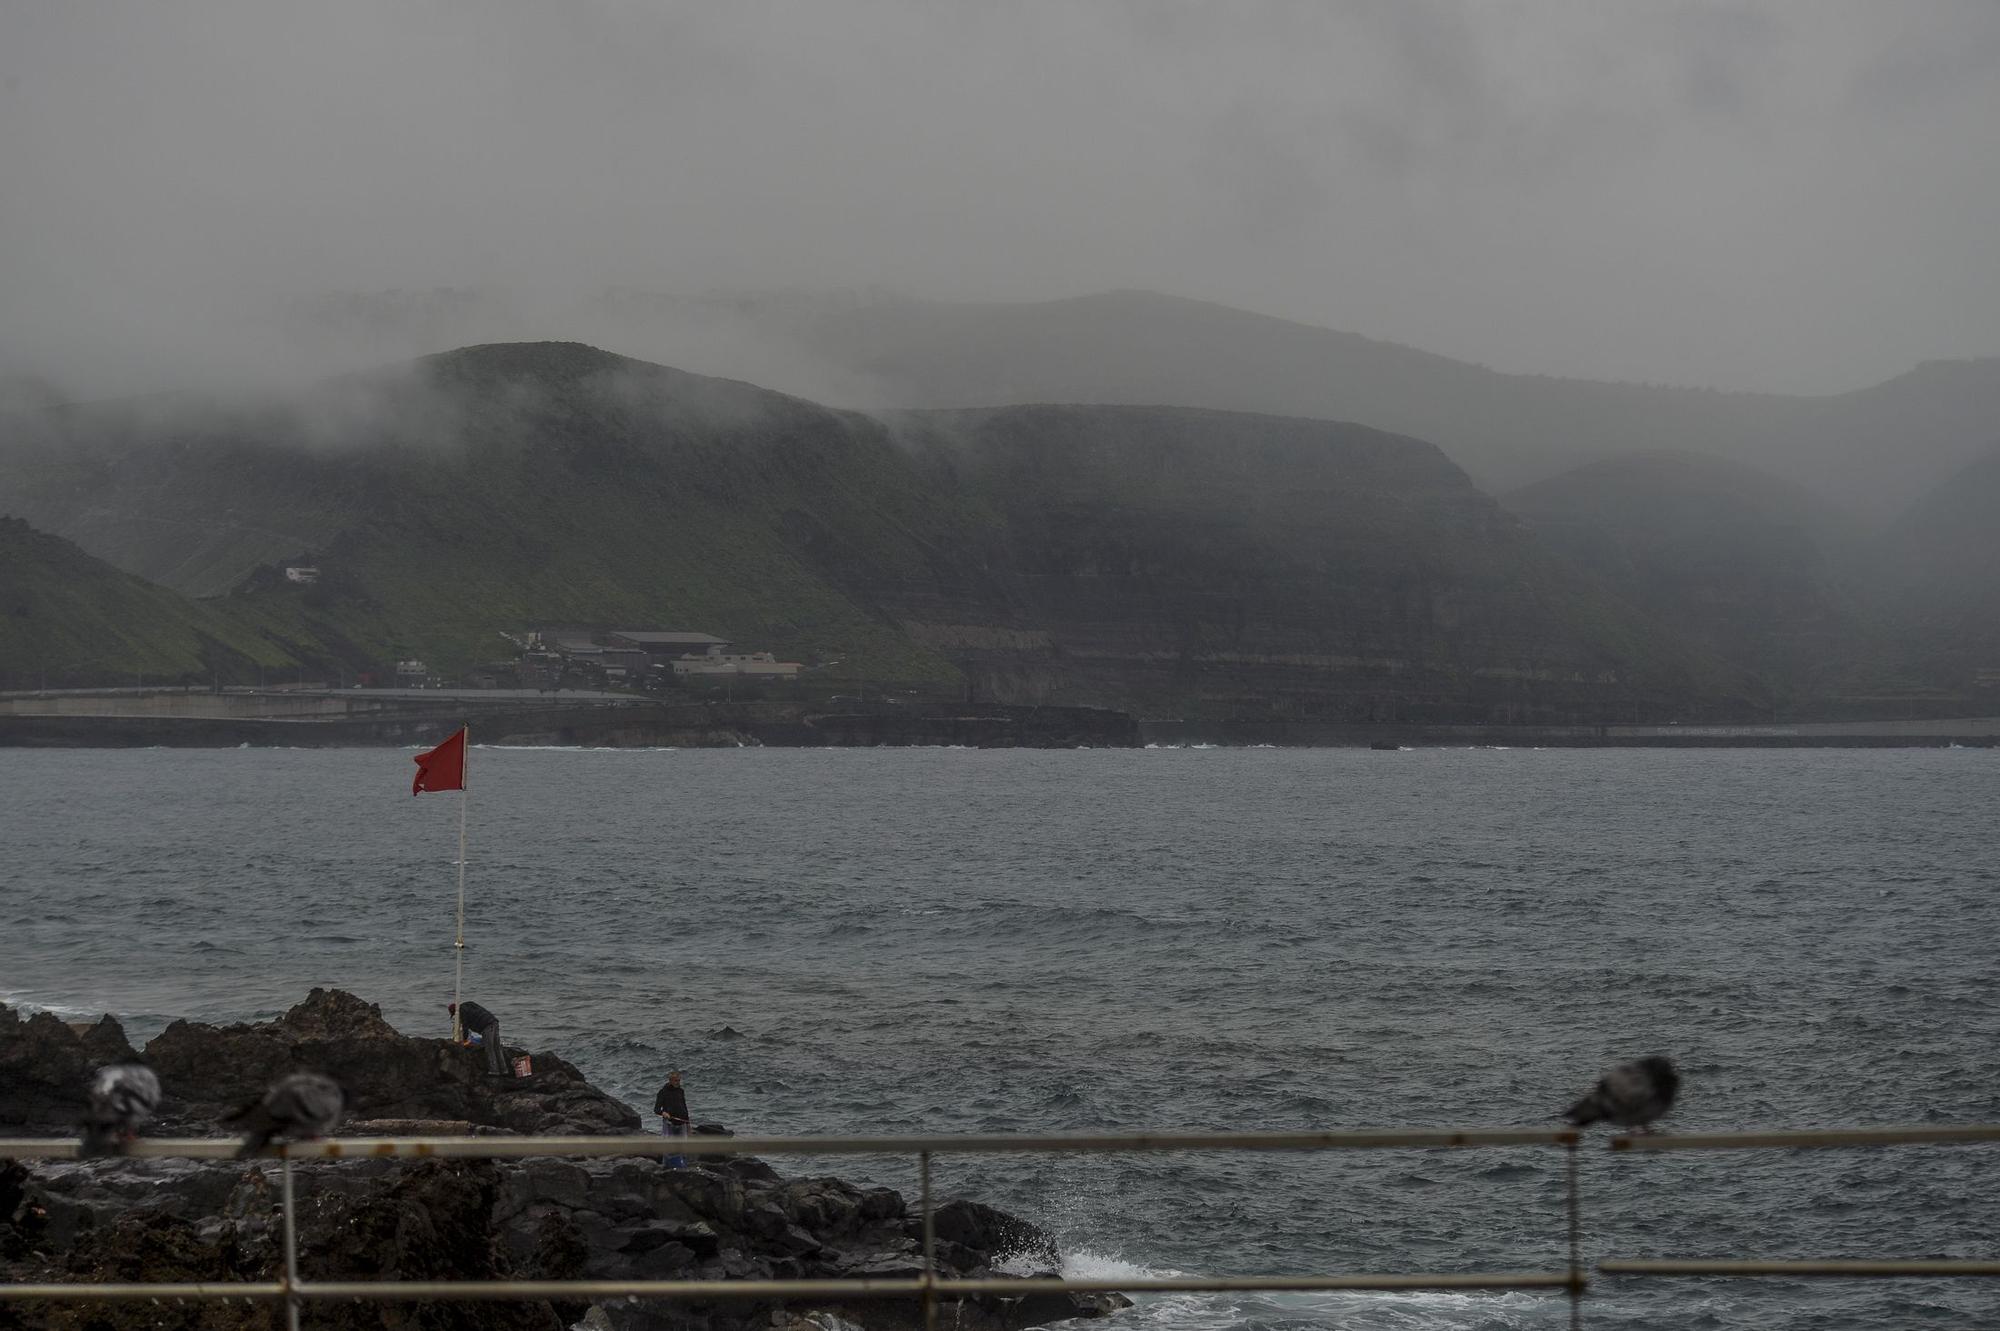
[{"x1": 4, "y1": 1, "x2": 1998, "y2": 396}]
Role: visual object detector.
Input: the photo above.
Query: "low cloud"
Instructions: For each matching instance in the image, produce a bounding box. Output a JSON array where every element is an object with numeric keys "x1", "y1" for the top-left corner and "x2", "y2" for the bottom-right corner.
[{"x1": 2, "y1": 2, "x2": 1997, "y2": 399}]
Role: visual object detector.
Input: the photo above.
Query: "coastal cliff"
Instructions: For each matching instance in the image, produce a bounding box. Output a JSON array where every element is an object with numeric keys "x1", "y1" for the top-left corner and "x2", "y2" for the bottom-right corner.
[
  {"x1": 1, "y1": 342, "x2": 1716, "y2": 721},
  {"x1": 0, "y1": 990, "x2": 1125, "y2": 1331}
]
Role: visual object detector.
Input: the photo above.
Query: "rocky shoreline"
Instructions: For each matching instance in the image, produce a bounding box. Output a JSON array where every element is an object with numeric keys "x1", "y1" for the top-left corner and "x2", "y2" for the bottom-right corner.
[
  {"x1": 0, "y1": 990, "x2": 1127, "y2": 1331},
  {"x1": 0, "y1": 699, "x2": 1143, "y2": 751}
]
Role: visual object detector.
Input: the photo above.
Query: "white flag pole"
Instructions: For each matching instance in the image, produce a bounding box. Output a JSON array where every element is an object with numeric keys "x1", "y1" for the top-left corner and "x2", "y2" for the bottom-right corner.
[{"x1": 452, "y1": 725, "x2": 469, "y2": 1041}]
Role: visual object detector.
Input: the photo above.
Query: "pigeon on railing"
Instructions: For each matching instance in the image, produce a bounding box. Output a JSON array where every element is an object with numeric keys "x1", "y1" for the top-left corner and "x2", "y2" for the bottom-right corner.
[
  {"x1": 80, "y1": 1062, "x2": 162, "y2": 1158},
  {"x1": 225, "y1": 1072, "x2": 347, "y2": 1158},
  {"x1": 1561, "y1": 1055, "x2": 1679, "y2": 1131}
]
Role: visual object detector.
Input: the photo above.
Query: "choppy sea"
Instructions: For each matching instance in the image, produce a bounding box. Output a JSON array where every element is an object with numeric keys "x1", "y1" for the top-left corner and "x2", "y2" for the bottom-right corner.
[{"x1": 3, "y1": 745, "x2": 1997, "y2": 1329}]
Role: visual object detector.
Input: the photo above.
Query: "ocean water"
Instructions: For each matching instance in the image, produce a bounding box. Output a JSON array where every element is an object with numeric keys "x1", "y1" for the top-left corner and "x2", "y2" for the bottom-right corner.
[{"x1": 3, "y1": 745, "x2": 1997, "y2": 1330}]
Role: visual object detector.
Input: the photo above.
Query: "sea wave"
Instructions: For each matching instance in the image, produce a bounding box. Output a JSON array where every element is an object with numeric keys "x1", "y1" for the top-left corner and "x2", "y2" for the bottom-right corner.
[
  {"x1": 4, "y1": 746, "x2": 1994, "y2": 1330},
  {"x1": 0, "y1": 990, "x2": 105, "y2": 1020}
]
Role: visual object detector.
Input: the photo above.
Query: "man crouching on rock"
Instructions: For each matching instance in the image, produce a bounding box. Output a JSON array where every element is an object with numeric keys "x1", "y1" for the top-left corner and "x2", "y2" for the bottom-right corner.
[
  {"x1": 448, "y1": 1000, "x2": 512, "y2": 1077},
  {"x1": 654, "y1": 1070, "x2": 690, "y2": 1168}
]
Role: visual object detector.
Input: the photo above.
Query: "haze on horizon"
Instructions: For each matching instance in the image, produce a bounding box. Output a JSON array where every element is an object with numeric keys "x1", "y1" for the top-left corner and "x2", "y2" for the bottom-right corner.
[{"x1": 3, "y1": 1, "x2": 1999, "y2": 400}]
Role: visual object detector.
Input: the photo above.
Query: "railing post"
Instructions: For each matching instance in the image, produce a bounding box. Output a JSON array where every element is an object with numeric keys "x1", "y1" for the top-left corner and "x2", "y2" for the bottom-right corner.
[
  {"x1": 280, "y1": 1149, "x2": 302, "y2": 1331},
  {"x1": 920, "y1": 1149, "x2": 937, "y2": 1331},
  {"x1": 1565, "y1": 1135, "x2": 1583, "y2": 1331}
]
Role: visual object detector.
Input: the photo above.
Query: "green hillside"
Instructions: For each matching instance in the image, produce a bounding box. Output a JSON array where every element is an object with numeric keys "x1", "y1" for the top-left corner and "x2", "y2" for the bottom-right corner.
[
  {"x1": 0, "y1": 343, "x2": 1759, "y2": 720},
  {"x1": 0, "y1": 517, "x2": 299, "y2": 688},
  {"x1": 2, "y1": 344, "x2": 990, "y2": 684}
]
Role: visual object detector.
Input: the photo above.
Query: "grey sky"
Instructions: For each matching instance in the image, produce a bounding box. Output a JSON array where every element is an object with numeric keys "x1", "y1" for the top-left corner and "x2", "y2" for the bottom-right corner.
[{"x1": 3, "y1": 1, "x2": 1998, "y2": 396}]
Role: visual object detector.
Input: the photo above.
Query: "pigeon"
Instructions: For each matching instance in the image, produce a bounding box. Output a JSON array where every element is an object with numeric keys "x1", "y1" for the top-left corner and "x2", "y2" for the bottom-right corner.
[
  {"x1": 1561, "y1": 1055, "x2": 1680, "y2": 1131},
  {"x1": 224, "y1": 1072, "x2": 347, "y2": 1158},
  {"x1": 79, "y1": 1061, "x2": 162, "y2": 1158}
]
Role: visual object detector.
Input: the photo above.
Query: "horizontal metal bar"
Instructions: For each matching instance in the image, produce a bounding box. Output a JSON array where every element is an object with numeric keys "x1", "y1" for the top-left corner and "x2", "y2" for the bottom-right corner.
[
  {"x1": 0, "y1": 1127, "x2": 1579, "y2": 1161},
  {"x1": 23, "y1": 1264, "x2": 2000, "y2": 1304},
  {"x1": 0, "y1": 1283, "x2": 288, "y2": 1301},
  {"x1": 1609, "y1": 1126, "x2": 2000, "y2": 1151},
  {"x1": 0, "y1": 1273, "x2": 1578, "y2": 1303},
  {"x1": 1599, "y1": 1260, "x2": 2000, "y2": 1278},
  {"x1": 9, "y1": 1124, "x2": 1993, "y2": 1162},
  {"x1": 957, "y1": 1273, "x2": 1574, "y2": 1296}
]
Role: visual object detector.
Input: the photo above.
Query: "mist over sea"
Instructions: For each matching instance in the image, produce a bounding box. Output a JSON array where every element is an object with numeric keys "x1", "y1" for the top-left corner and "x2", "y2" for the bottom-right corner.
[{"x1": 4, "y1": 745, "x2": 1996, "y2": 1330}]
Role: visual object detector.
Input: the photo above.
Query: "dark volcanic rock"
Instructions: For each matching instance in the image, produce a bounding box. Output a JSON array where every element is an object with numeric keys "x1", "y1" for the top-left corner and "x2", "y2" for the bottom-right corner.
[
  {"x1": 38, "y1": 1210, "x2": 269, "y2": 1331},
  {"x1": 0, "y1": 1159, "x2": 48, "y2": 1260},
  {"x1": 4, "y1": 1154, "x2": 1124, "y2": 1331},
  {"x1": 299, "y1": 1160, "x2": 564, "y2": 1331},
  {"x1": 0, "y1": 1007, "x2": 138, "y2": 1132},
  {"x1": 148, "y1": 987, "x2": 639, "y2": 1135},
  {"x1": 0, "y1": 992, "x2": 1124, "y2": 1331},
  {"x1": 930, "y1": 1197, "x2": 1061, "y2": 1271},
  {"x1": 0, "y1": 988, "x2": 639, "y2": 1137}
]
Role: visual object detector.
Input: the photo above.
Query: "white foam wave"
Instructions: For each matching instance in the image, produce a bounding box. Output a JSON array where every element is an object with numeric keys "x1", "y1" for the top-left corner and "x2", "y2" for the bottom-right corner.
[
  {"x1": 800, "y1": 1314, "x2": 867, "y2": 1331},
  {"x1": 1038, "y1": 1246, "x2": 1550, "y2": 1331},
  {"x1": 472, "y1": 744, "x2": 679, "y2": 753},
  {"x1": 1059, "y1": 1249, "x2": 1188, "y2": 1282},
  {"x1": 0, "y1": 990, "x2": 107, "y2": 1020}
]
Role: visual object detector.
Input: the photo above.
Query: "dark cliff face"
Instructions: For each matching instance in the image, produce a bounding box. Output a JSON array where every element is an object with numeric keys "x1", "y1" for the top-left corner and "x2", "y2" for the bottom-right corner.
[
  {"x1": 1505, "y1": 452, "x2": 1877, "y2": 707},
  {"x1": 1869, "y1": 442, "x2": 2000, "y2": 690},
  {"x1": 1, "y1": 343, "x2": 1712, "y2": 719},
  {"x1": 887, "y1": 406, "x2": 1694, "y2": 722}
]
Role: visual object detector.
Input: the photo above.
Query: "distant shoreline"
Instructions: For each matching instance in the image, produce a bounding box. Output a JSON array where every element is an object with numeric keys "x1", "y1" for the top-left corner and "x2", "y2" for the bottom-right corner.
[
  {"x1": 4, "y1": 687, "x2": 1997, "y2": 750},
  {"x1": 1, "y1": 711, "x2": 1995, "y2": 750},
  {"x1": 0, "y1": 696, "x2": 1143, "y2": 750},
  {"x1": 1143, "y1": 715, "x2": 2000, "y2": 750}
]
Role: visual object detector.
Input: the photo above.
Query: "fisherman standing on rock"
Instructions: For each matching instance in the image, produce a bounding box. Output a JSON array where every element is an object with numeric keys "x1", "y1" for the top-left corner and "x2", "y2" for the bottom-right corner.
[{"x1": 654, "y1": 1069, "x2": 690, "y2": 1168}]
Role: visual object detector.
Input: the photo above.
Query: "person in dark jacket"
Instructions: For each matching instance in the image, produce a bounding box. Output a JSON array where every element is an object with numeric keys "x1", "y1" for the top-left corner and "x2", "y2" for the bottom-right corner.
[
  {"x1": 448, "y1": 1001, "x2": 510, "y2": 1076},
  {"x1": 654, "y1": 1070, "x2": 689, "y2": 1168}
]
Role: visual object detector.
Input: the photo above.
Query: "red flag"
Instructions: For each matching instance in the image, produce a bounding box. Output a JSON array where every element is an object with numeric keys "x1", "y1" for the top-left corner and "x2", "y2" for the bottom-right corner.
[{"x1": 412, "y1": 727, "x2": 467, "y2": 796}]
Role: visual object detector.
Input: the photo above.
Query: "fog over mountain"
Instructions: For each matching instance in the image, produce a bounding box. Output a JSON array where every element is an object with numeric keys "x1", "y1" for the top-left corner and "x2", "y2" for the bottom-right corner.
[
  {"x1": 4, "y1": 3, "x2": 1999, "y2": 401},
  {"x1": 4, "y1": 4, "x2": 1997, "y2": 717},
  {"x1": 0, "y1": 342, "x2": 1715, "y2": 717},
  {"x1": 261, "y1": 286, "x2": 2000, "y2": 523}
]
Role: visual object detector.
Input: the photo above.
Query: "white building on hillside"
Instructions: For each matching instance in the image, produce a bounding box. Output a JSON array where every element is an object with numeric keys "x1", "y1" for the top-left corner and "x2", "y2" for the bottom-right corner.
[{"x1": 671, "y1": 651, "x2": 802, "y2": 679}]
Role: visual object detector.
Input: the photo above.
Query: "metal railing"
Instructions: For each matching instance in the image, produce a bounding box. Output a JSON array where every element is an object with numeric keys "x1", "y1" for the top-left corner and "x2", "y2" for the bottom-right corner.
[{"x1": 3, "y1": 1124, "x2": 1996, "y2": 1330}]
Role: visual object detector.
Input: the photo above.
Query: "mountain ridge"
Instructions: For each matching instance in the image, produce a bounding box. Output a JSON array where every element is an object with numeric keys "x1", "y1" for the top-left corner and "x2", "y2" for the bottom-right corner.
[
  {"x1": 262, "y1": 286, "x2": 2000, "y2": 523},
  {"x1": 0, "y1": 341, "x2": 1725, "y2": 720}
]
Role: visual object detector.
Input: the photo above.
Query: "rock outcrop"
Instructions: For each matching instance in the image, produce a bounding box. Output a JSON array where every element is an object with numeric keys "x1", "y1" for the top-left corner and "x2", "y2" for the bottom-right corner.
[
  {"x1": 0, "y1": 992, "x2": 1125, "y2": 1331},
  {"x1": 0, "y1": 988, "x2": 638, "y2": 1136},
  {"x1": 0, "y1": 1006, "x2": 139, "y2": 1134},
  {"x1": 4, "y1": 1153, "x2": 1121, "y2": 1331}
]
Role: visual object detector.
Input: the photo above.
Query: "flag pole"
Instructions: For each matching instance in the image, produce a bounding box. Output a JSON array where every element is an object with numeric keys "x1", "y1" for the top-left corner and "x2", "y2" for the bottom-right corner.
[{"x1": 452, "y1": 724, "x2": 469, "y2": 1040}]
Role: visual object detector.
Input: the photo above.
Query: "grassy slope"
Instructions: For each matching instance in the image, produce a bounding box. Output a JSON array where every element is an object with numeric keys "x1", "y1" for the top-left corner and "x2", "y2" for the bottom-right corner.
[
  {"x1": 349, "y1": 347, "x2": 978, "y2": 680},
  {"x1": 6, "y1": 344, "x2": 981, "y2": 683},
  {"x1": 0, "y1": 517, "x2": 299, "y2": 687}
]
